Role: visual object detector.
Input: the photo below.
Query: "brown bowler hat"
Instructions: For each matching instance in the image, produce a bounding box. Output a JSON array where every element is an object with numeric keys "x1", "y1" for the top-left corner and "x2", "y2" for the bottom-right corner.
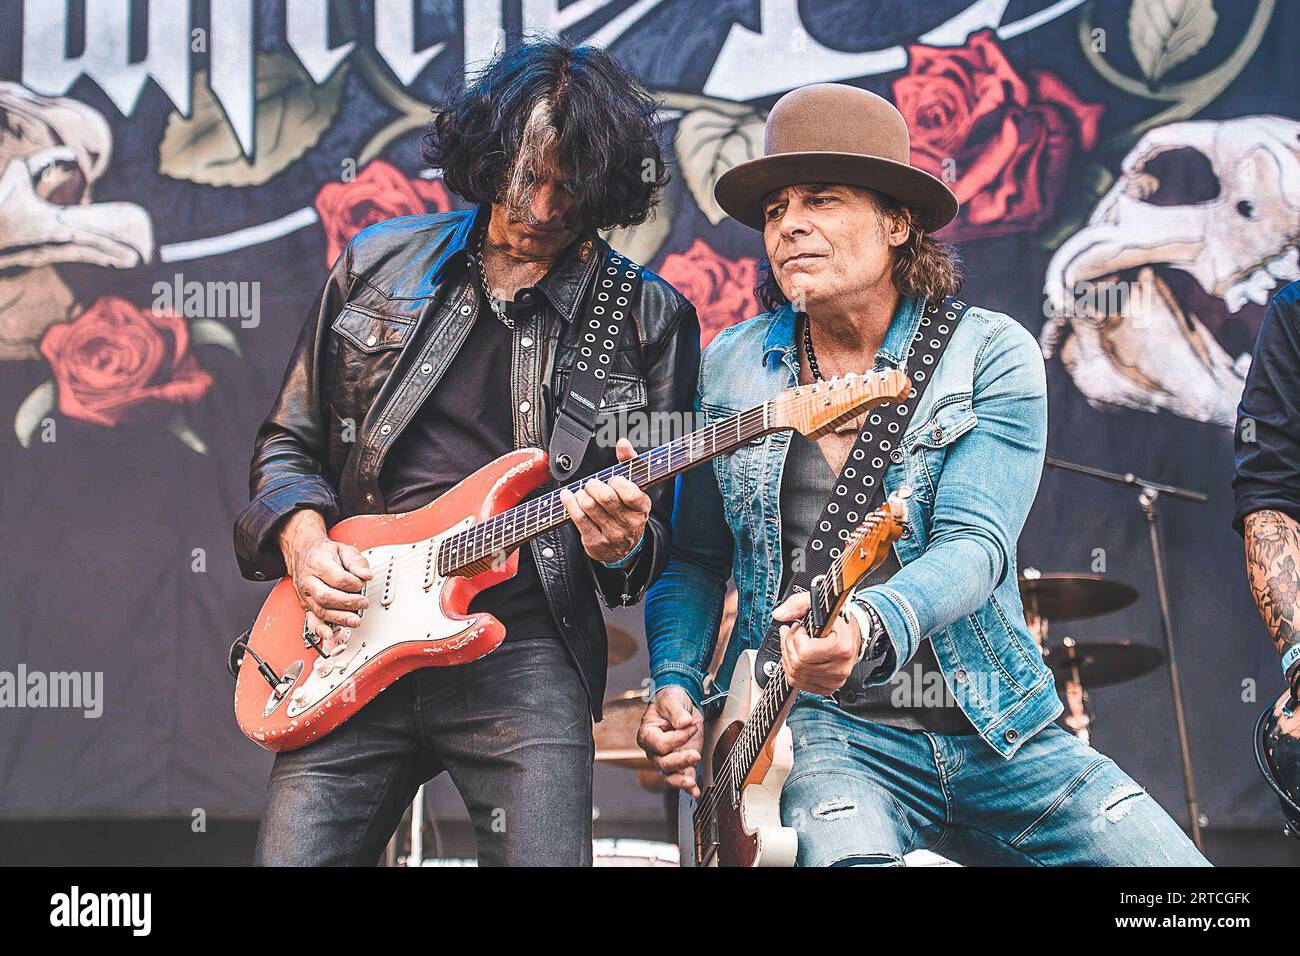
[{"x1": 715, "y1": 83, "x2": 958, "y2": 232}]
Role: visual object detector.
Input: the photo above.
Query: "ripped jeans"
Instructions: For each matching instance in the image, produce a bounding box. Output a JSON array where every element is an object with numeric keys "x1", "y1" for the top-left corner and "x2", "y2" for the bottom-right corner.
[{"x1": 780, "y1": 695, "x2": 1210, "y2": 866}]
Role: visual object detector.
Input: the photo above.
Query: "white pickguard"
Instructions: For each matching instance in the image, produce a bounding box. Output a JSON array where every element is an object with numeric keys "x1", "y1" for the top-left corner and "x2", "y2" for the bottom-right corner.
[
  {"x1": 284, "y1": 517, "x2": 478, "y2": 718},
  {"x1": 683, "y1": 649, "x2": 798, "y2": 867}
]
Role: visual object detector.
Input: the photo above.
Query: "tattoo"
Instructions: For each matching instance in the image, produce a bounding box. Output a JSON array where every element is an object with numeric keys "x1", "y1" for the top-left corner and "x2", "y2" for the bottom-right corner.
[{"x1": 1245, "y1": 510, "x2": 1300, "y2": 657}]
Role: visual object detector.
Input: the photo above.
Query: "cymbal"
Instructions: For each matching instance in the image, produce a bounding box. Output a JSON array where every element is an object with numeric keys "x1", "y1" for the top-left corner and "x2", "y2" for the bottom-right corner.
[
  {"x1": 1018, "y1": 573, "x2": 1138, "y2": 622},
  {"x1": 593, "y1": 689, "x2": 652, "y2": 769},
  {"x1": 606, "y1": 622, "x2": 638, "y2": 667},
  {"x1": 1044, "y1": 640, "x2": 1164, "y2": 689}
]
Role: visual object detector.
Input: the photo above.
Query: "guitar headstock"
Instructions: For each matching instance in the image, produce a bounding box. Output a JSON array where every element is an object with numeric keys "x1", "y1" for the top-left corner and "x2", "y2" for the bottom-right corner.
[
  {"x1": 769, "y1": 369, "x2": 911, "y2": 440},
  {"x1": 833, "y1": 487, "x2": 911, "y2": 592}
]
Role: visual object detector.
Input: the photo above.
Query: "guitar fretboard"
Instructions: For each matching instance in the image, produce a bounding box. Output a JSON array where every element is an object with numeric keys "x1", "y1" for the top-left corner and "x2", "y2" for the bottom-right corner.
[{"x1": 435, "y1": 403, "x2": 770, "y2": 576}]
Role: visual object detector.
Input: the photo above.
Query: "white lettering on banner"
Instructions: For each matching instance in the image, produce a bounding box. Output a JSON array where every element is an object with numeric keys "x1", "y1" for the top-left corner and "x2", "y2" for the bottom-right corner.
[{"x1": 18, "y1": 1, "x2": 1087, "y2": 156}]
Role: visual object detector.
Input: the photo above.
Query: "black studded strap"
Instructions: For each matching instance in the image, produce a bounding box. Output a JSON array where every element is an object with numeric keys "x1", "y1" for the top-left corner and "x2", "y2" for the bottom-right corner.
[
  {"x1": 753, "y1": 295, "x2": 973, "y2": 688},
  {"x1": 548, "y1": 247, "x2": 643, "y2": 483}
]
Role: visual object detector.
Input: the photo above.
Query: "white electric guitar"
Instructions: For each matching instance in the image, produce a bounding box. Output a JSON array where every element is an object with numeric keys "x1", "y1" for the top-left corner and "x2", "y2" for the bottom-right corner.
[{"x1": 680, "y1": 491, "x2": 909, "y2": 866}]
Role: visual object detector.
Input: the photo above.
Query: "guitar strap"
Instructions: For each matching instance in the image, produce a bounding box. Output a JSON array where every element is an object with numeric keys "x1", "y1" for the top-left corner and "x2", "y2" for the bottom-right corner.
[
  {"x1": 548, "y1": 246, "x2": 643, "y2": 483},
  {"x1": 752, "y1": 295, "x2": 973, "y2": 689}
]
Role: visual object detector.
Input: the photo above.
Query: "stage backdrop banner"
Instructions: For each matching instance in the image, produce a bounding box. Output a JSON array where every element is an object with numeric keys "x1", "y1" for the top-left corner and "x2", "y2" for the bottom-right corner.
[{"x1": 1, "y1": 0, "x2": 1297, "y2": 829}]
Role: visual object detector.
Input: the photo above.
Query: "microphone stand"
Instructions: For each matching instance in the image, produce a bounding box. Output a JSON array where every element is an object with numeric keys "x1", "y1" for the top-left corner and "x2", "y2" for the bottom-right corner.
[{"x1": 1044, "y1": 454, "x2": 1209, "y2": 854}]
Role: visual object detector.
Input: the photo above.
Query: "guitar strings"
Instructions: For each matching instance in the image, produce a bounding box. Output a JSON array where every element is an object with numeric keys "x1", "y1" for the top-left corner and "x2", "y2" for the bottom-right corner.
[
  {"x1": 692, "y1": 514, "x2": 886, "y2": 842},
  {"x1": 347, "y1": 374, "x2": 888, "y2": 598},
  {"x1": 350, "y1": 403, "x2": 771, "y2": 599}
]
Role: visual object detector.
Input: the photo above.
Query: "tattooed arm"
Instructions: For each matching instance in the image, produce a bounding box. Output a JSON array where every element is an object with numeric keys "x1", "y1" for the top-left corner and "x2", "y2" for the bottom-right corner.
[
  {"x1": 1244, "y1": 510, "x2": 1300, "y2": 677},
  {"x1": 1234, "y1": 287, "x2": 1300, "y2": 683}
]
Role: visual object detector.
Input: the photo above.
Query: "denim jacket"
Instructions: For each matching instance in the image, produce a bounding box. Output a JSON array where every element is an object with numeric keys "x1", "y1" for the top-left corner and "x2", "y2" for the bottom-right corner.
[{"x1": 644, "y1": 294, "x2": 1062, "y2": 758}]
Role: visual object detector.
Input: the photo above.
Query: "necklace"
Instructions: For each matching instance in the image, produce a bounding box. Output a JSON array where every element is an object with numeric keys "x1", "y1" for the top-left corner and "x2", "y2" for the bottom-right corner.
[
  {"x1": 802, "y1": 315, "x2": 824, "y2": 381},
  {"x1": 473, "y1": 231, "x2": 514, "y2": 330},
  {"x1": 803, "y1": 315, "x2": 869, "y2": 436}
]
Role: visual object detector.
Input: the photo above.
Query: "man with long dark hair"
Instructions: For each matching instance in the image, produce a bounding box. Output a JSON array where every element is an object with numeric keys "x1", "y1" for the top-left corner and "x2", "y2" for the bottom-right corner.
[
  {"x1": 234, "y1": 39, "x2": 699, "y2": 866},
  {"x1": 638, "y1": 84, "x2": 1206, "y2": 866}
]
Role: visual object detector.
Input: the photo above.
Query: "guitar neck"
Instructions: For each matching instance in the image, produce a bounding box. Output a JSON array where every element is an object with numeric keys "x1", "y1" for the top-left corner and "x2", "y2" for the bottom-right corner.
[
  {"x1": 723, "y1": 575, "x2": 852, "y2": 786},
  {"x1": 436, "y1": 402, "x2": 773, "y2": 576}
]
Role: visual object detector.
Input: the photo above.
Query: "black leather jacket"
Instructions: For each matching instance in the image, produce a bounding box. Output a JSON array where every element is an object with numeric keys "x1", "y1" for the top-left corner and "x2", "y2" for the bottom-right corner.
[{"x1": 233, "y1": 207, "x2": 701, "y2": 716}]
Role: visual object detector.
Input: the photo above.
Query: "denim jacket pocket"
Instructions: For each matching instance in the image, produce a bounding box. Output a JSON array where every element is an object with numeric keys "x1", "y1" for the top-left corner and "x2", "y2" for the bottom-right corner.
[{"x1": 901, "y1": 399, "x2": 977, "y2": 501}]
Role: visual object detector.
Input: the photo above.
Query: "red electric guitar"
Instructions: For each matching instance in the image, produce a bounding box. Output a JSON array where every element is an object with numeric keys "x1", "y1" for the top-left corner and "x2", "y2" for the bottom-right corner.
[
  {"x1": 683, "y1": 491, "x2": 908, "y2": 866},
  {"x1": 233, "y1": 369, "x2": 911, "y2": 752}
]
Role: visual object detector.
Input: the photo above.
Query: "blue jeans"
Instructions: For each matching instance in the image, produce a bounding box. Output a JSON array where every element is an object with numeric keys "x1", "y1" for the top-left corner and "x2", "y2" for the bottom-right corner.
[
  {"x1": 255, "y1": 638, "x2": 593, "y2": 866},
  {"x1": 780, "y1": 695, "x2": 1210, "y2": 866}
]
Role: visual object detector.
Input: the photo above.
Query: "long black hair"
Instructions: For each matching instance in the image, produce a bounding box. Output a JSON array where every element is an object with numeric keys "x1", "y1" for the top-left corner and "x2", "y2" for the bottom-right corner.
[{"x1": 422, "y1": 38, "x2": 669, "y2": 232}]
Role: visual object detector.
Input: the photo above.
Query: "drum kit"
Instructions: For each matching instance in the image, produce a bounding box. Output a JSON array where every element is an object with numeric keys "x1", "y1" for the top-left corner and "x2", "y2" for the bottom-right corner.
[{"x1": 1019, "y1": 568, "x2": 1163, "y2": 745}]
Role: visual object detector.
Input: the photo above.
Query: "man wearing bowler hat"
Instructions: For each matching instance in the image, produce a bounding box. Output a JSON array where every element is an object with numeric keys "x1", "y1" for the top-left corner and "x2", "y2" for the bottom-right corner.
[{"x1": 637, "y1": 84, "x2": 1207, "y2": 865}]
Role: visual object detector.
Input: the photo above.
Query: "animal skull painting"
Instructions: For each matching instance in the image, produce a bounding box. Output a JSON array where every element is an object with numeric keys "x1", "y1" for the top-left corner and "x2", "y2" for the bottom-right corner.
[
  {"x1": 1041, "y1": 116, "x2": 1300, "y2": 427},
  {"x1": 0, "y1": 83, "x2": 154, "y2": 360}
]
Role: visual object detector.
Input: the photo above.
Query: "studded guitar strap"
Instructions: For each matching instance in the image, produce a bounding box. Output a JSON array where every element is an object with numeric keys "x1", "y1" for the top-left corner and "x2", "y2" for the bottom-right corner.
[
  {"x1": 547, "y1": 247, "x2": 643, "y2": 483},
  {"x1": 752, "y1": 295, "x2": 973, "y2": 688}
]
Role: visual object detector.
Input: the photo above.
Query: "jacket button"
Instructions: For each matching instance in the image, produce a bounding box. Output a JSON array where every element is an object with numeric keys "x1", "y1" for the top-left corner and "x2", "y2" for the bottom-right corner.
[
  {"x1": 365, "y1": 493, "x2": 376, "y2": 504},
  {"x1": 380, "y1": 424, "x2": 391, "y2": 435},
  {"x1": 900, "y1": 524, "x2": 912, "y2": 538},
  {"x1": 541, "y1": 547, "x2": 555, "y2": 559},
  {"x1": 460, "y1": 304, "x2": 472, "y2": 315},
  {"x1": 521, "y1": 336, "x2": 533, "y2": 348},
  {"x1": 366, "y1": 335, "x2": 378, "y2": 347},
  {"x1": 932, "y1": 426, "x2": 944, "y2": 442},
  {"x1": 890, "y1": 449, "x2": 903, "y2": 464},
  {"x1": 420, "y1": 363, "x2": 432, "y2": 374},
  {"x1": 253, "y1": 571, "x2": 266, "y2": 581},
  {"x1": 955, "y1": 668, "x2": 968, "y2": 683},
  {"x1": 1004, "y1": 728, "x2": 1019, "y2": 744},
  {"x1": 519, "y1": 401, "x2": 531, "y2": 413}
]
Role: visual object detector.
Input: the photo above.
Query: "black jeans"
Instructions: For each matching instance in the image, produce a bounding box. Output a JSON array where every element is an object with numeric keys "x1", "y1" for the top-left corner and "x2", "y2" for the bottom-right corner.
[{"x1": 254, "y1": 638, "x2": 594, "y2": 866}]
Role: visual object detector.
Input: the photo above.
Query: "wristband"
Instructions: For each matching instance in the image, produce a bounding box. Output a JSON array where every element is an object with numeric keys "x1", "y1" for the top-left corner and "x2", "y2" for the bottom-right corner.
[
  {"x1": 1283, "y1": 645, "x2": 1300, "y2": 680},
  {"x1": 602, "y1": 529, "x2": 645, "y2": 570}
]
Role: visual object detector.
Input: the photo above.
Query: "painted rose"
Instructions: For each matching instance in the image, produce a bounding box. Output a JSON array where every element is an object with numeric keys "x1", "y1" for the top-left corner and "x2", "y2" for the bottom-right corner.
[
  {"x1": 314, "y1": 160, "x2": 454, "y2": 264},
  {"x1": 39, "y1": 296, "x2": 213, "y2": 428},
  {"x1": 657, "y1": 239, "x2": 759, "y2": 347},
  {"x1": 893, "y1": 28, "x2": 1103, "y2": 240}
]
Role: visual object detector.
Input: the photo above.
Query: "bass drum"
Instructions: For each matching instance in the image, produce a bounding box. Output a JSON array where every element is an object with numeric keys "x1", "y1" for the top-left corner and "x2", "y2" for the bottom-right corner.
[{"x1": 592, "y1": 839, "x2": 680, "y2": 867}]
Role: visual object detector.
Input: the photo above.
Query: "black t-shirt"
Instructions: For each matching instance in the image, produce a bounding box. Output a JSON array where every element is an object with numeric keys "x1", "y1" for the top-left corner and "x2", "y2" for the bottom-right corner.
[
  {"x1": 378, "y1": 290, "x2": 559, "y2": 642},
  {"x1": 1234, "y1": 280, "x2": 1300, "y2": 534}
]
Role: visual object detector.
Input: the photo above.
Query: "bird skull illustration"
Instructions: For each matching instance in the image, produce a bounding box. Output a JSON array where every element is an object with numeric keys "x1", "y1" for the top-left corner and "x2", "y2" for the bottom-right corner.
[{"x1": 1041, "y1": 116, "x2": 1300, "y2": 427}]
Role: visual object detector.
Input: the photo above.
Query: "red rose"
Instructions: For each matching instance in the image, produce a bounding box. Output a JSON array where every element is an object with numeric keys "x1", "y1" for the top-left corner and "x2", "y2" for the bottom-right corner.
[
  {"x1": 657, "y1": 239, "x2": 759, "y2": 347},
  {"x1": 39, "y1": 296, "x2": 213, "y2": 428},
  {"x1": 893, "y1": 29, "x2": 1103, "y2": 240},
  {"x1": 314, "y1": 160, "x2": 454, "y2": 264}
]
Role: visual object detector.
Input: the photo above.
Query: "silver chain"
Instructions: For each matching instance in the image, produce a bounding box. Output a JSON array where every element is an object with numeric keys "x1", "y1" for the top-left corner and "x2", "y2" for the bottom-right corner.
[{"x1": 473, "y1": 231, "x2": 514, "y2": 330}]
